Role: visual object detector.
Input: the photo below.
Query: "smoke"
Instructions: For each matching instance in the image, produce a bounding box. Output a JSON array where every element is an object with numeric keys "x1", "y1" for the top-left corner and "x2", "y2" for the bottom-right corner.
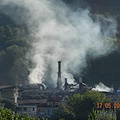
[
  {"x1": 92, "y1": 82, "x2": 114, "y2": 92},
  {"x1": 0, "y1": 0, "x2": 118, "y2": 87}
]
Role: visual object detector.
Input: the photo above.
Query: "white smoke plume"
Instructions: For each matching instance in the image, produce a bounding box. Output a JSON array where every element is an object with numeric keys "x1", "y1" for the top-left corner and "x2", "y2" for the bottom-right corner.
[
  {"x1": 0, "y1": 0, "x2": 118, "y2": 87},
  {"x1": 92, "y1": 82, "x2": 114, "y2": 92}
]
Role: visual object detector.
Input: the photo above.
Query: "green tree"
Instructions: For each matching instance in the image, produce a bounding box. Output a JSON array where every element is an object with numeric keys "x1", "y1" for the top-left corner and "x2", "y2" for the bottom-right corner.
[
  {"x1": 1, "y1": 99, "x2": 15, "y2": 111},
  {"x1": 0, "y1": 12, "x2": 29, "y2": 85},
  {"x1": 11, "y1": 57, "x2": 29, "y2": 85},
  {"x1": 67, "y1": 91, "x2": 109, "y2": 120},
  {"x1": 0, "y1": 26, "x2": 5, "y2": 37},
  {"x1": 50, "y1": 105, "x2": 73, "y2": 120},
  {"x1": 0, "y1": 94, "x2": 4, "y2": 109},
  {"x1": 88, "y1": 109, "x2": 116, "y2": 120},
  {"x1": 6, "y1": 45, "x2": 24, "y2": 61},
  {"x1": 0, "y1": 108, "x2": 39, "y2": 120},
  {"x1": 54, "y1": 91, "x2": 110, "y2": 120},
  {"x1": 116, "y1": 110, "x2": 120, "y2": 120},
  {"x1": 5, "y1": 25, "x2": 13, "y2": 37}
]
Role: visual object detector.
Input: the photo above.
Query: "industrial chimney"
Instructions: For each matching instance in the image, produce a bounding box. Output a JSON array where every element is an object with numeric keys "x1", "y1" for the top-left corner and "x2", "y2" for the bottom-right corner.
[
  {"x1": 64, "y1": 78, "x2": 68, "y2": 90},
  {"x1": 57, "y1": 61, "x2": 62, "y2": 89},
  {"x1": 79, "y1": 77, "x2": 82, "y2": 90}
]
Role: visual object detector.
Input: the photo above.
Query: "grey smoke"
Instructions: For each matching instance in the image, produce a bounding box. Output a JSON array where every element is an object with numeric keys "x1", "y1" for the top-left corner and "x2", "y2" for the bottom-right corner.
[{"x1": 0, "y1": 0, "x2": 118, "y2": 87}]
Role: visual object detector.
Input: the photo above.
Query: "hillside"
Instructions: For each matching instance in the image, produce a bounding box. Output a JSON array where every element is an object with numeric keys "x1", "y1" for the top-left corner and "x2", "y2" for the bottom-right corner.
[
  {"x1": 83, "y1": 0, "x2": 120, "y2": 89},
  {"x1": 63, "y1": 0, "x2": 120, "y2": 14},
  {"x1": 63, "y1": 0, "x2": 120, "y2": 89},
  {"x1": 0, "y1": 0, "x2": 120, "y2": 90},
  {"x1": 0, "y1": 11, "x2": 29, "y2": 85}
]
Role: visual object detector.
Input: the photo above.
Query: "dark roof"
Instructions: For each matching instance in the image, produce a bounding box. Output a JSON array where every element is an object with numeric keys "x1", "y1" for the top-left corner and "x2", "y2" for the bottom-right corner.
[
  {"x1": 10, "y1": 98, "x2": 47, "y2": 105},
  {"x1": 0, "y1": 85, "x2": 15, "y2": 90},
  {"x1": 47, "y1": 97, "x2": 63, "y2": 102},
  {"x1": 38, "y1": 103, "x2": 48, "y2": 107},
  {"x1": 38, "y1": 103, "x2": 59, "y2": 108}
]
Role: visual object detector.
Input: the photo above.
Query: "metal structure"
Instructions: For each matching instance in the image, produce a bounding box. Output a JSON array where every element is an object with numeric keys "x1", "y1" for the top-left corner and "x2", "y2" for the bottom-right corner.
[
  {"x1": 57, "y1": 61, "x2": 62, "y2": 89},
  {"x1": 64, "y1": 78, "x2": 68, "y2": 90}
]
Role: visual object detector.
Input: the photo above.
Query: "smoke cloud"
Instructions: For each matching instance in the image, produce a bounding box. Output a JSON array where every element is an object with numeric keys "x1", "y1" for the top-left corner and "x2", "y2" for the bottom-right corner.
[
  {"x1": 92, "y1": 82, "x2": 114, "y2": 92},
  {"x1": 0, "y1": 0, "x2": 118, "y2": 87}
]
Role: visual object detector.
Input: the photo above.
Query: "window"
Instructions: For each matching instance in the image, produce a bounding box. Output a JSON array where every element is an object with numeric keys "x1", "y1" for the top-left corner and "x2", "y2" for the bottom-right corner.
[{"x1": 33, "y1": 107, "x2": 34, "y2": 111}]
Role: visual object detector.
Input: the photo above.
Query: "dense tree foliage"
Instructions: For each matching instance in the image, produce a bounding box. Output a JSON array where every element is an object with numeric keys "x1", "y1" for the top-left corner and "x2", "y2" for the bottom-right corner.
[
  {"x1": 1, "y1": 99, "x2": 15, "y2": 111},
  {"x1": 0, "y1": 108, "x2": 39, "y2": 120},
  {"x1": 50, "y1": 91, "x2": 114, "y2": 120},
  {"x1": 0, "y1": 11, "x2": 29, "y2": 85},
  {"x1": 88, "y1": 109, "x2": 116, "y2": 120},
  {"x1": 0, "y1": 1, "x2": 120, "y2": 88},
  {"x1": 67, "y1": 91, "x2": 110, "y2": 120},
  {"x1": 63, "y1": 0, "x2": 120, "y2": 89},
  {"x1": 116, "y1": 110, "x2": 120, "y2": 120}
]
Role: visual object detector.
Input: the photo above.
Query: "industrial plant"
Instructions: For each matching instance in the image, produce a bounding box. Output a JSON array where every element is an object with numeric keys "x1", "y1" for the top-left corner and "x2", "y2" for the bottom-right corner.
[
  {"x1": 0, "y1": 61, "x2": 91, "y2": 118},
  {"x1": 0, "y1": 61, "x2": 119, "y2": 119},
  {"x1": 17, "y1": 61, "x2": 90, "y2": 101}
]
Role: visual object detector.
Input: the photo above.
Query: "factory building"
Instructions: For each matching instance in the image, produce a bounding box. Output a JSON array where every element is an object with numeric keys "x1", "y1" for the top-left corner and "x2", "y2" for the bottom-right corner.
[{"x1": 0, "y1": 61, "x2": 96, "y2": 119}]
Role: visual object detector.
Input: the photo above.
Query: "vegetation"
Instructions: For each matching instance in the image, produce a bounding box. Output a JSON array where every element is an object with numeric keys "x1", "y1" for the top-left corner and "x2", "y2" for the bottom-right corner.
[
  {"x1": 0, "y1": 91, "x2": 118, "y2": 120},
  {"x1": 63, "y1": 0, "x2": 120, "y2": 90},
  {"x1": 0, "y1": 108, "x2": 39, "y2": 120},
  {"x1": 83, "y1": 51, "x2": 120, "y2": 90},
  {"x1": 116, "y1": 110, "x2": 120, "y2": 120},
  {"x1": 88, "y1": 109, "x2": 116, "y2": 120},
  {"x1": 50, "y1": 91, "x2": 116, "y2": 120},
  {"x1": 0, "y1": 0, "x2": 120, "y2": 89},
  {"x1": 1, "y1": 99, "x2": 15, "y2": 111},
  {"x1": 0, "y1": 1, "x2": 119, "y2": 120},
  {"x1": 67, "y1": 91, "x2": 109, "y2": 120},
  {"x1": 0, "y1": 11, "x2": 29, "y2": 85}
]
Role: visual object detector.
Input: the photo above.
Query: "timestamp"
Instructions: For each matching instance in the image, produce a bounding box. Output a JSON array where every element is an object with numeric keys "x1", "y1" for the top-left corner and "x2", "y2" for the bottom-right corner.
[{"x1": 97, "y1": 102, "x2": 120, "y2": 109}]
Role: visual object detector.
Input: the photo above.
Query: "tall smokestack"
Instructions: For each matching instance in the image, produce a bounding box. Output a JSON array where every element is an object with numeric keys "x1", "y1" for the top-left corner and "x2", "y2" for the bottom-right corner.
[
  {"x1": 64, "y1": 78, "x2": 67, "y2": 90},
  {"x1": 57, "y1": 61, "x2": 62, "y2": 89}
]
